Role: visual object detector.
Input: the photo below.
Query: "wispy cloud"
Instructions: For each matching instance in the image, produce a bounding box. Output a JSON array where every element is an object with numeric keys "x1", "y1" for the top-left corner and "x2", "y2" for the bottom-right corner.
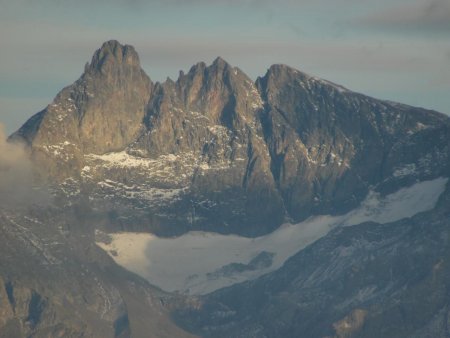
[{"x1": 0, "y1": 124, "x2": 50, "y2": 208}]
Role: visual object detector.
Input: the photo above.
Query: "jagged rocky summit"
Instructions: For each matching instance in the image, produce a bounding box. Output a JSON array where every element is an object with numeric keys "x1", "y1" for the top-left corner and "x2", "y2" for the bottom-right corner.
[{"x1": 11, "y1": 40, "x2": 450, "y2": 236}]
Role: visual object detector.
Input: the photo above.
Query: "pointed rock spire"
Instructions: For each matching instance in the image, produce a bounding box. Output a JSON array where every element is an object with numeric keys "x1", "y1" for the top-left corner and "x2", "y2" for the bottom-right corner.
[
  {"x1": 88, "y1": 40, "x2": 141, "y2": 75},
  {"x1": 211, "y1": 56, "x2": 230, "y2": 69},
  {"x1": 13, "y1": 39, "x2": 153, "y2": 166}
]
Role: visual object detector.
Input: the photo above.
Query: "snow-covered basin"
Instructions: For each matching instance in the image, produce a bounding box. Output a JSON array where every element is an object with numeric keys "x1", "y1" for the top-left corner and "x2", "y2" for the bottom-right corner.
[{"x1": 97, "y1": 177, "x2": 448, "y2": 295}]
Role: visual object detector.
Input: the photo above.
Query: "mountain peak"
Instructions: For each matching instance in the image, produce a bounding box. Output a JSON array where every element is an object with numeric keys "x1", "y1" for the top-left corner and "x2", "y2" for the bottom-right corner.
[
  {"x1": 88, "y1": 40, "x2": 141, "y2": 74},
  {"x1": 13, "y1": 40, "x2": 152, "y2": 159},
  {"x1": 100, "y1": 39, "x2": 124, "y2": 51},
  {"x1": 264, "y1": 64, "x2": 309, "y2": 80},
  {"x1": 268, "y1": 63, "x2": 296, "y2": 72},
  {"x1": 186, "y1": 61, "x2": 207, "y2": 76},
  {"x1": 261, "y1": 63, "x2": 349, "y2": 94},
  {"x1": 211, "y1": 56, "x2": 232, "y2": 69},
  {"x1": 184, "y1": 58, "x2": 236, "y2": 79}
]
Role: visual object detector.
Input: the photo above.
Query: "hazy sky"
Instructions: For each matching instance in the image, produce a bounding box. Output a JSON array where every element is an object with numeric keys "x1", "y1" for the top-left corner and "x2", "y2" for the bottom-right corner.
[{"x1": 1, "y1": 0, "x2": 449, "y2": 134}]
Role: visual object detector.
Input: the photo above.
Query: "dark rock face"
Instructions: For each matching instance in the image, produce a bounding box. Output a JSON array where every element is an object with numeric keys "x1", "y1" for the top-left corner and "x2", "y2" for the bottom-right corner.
[
  {"x1": 257, "y1": 64, "x2": 450, "y2": 219},
  {"x1": 131, "y1": 57, "x2": 283, "y2": 234},
  {"x1": 10, "y1": 41, "x2": 450, "y2": 237}
]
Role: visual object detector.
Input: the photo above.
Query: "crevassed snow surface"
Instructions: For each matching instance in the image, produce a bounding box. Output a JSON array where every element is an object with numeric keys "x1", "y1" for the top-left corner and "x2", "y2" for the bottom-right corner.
[{"x1": 97, "y1": 177, "x2": 448, "y2": 295}]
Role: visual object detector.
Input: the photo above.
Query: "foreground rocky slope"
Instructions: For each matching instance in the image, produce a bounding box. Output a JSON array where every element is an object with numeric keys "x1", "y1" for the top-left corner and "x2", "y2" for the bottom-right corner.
[
  {"x1": 11, "y1": 40, "x2": 450, "y2": 236},
  {"x1": 0, "y1": 204, "x2": 196, "y2": 338}
]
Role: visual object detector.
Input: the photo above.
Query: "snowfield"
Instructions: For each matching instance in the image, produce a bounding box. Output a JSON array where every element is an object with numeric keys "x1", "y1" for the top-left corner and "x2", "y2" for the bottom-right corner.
[{"x1": 97, "y1": 177, "x2": 448, "y2": 295}]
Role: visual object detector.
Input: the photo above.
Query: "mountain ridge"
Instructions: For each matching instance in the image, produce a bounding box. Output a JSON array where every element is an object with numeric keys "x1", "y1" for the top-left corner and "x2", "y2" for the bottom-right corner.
[{"x1": 9, "y1": 40, "x2": 450, "y2": 236}]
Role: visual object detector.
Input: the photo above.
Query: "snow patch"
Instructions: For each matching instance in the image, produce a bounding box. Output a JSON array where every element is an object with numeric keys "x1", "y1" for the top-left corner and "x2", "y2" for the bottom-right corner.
[
  {"x1": 87, "y1": 151, "x2": 156, "y2": 168},
  {"x1": 96, "y1": 177, "x2": 448, "y2": 295},
  {"x1": 393, "y1": 163, "x2": 417, "y2": 178},
  {"x1": 316, "y1": 78, "x2": 348, "y2": 93},
  {"x1": 97, "y1": 215, "x2": 337, "y2": 295},
  {"x1": 341, "y1": 177, "x2": 447, "y2": 226}
]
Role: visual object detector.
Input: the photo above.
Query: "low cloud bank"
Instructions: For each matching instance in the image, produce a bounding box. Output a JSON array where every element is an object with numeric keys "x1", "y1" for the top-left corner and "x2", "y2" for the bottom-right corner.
[{"x1": 0, "y1": 123, "x2": 50, "y2": 208}]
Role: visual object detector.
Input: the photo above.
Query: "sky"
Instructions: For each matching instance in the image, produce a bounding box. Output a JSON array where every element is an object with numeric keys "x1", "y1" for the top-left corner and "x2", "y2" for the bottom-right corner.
[{"x1": 1, "y1": 0, "x2": 449, "y2": 135}]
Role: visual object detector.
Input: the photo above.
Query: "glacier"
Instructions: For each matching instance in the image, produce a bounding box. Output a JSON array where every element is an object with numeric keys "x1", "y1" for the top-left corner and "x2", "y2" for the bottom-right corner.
[{"x1": 96, "y1": 177, "x2": 448, "y2": 295}]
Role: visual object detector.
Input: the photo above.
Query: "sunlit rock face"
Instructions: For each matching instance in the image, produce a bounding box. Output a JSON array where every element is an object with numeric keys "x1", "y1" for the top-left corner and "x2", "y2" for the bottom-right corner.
[{"x1": 11, "y1": 40, "x2": 152, "y2": 179}]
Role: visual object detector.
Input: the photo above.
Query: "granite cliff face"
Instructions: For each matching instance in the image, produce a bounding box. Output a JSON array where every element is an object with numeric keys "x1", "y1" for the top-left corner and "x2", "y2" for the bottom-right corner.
[{"x1": 11, "y1": 40, "x2": 450, "y2": 236}]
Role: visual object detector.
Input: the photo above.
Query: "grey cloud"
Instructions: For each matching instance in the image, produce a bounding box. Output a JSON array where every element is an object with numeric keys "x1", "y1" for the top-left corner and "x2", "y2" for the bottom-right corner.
[
  {"x1": 0, "y1": 0, "x2": 371, "y2": 11},
  {"x1": 357, "y1": 0, "x2": 450, "y2": 35},
  {"x1": 0, "y1": 0, "x2": 266, "y2": 8}
]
